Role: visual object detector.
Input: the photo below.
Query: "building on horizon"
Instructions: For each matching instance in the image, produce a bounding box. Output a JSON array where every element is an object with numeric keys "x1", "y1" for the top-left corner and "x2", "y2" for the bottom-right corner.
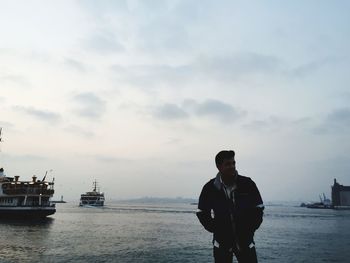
[{"x1": 332, "y1": 179, "x2": 350, "y2": 207}]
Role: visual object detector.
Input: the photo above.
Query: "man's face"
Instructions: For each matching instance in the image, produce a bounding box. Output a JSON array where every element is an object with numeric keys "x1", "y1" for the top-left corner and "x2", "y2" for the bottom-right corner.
[{"x1": 217, "y1": 157, "x2": 236, "y2": 177}]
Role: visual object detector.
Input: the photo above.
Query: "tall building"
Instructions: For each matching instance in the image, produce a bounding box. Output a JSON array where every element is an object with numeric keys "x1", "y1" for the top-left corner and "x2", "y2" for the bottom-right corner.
[{"x1": 332, "y1": 179, "x2": 350, "y2": 207}]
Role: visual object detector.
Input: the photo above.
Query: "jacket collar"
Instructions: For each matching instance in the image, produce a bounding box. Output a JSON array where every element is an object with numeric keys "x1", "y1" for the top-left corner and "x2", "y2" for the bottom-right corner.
[
  {"x1": 214, "y1": 172, "x2": 239, "y2": 191},
  {"x1": 214, "y1": 173, "x2": 222, "y2": 191}
]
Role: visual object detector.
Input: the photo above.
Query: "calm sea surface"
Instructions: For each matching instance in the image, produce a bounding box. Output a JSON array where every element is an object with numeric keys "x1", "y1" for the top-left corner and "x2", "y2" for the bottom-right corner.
[{"x1": 0, "y1": 202, "x2": 349, "y2": 263}]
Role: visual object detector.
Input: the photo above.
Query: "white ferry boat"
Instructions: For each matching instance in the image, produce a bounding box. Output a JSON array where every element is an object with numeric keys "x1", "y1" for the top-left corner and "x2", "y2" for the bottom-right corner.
[
  {"x1": 0, "y1": 168, "x2": 56, "y2": 218},
  {"x1": 0, "y1": 128, "x2": 56, "y2": 218},
  {"x1": 79, "y1": 180, "x2": 105, "y2": 207}
]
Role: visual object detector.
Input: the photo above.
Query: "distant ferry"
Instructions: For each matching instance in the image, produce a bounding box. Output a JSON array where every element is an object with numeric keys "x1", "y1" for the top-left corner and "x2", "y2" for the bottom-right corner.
[
  {"x1": 0, "y1": 128, "x2": 56, "y2": 218},
  {"x1": 79, "y1": 180, "x2": 105, "y2": 207},
  {"x1": 305, "y1": 193, "x2": 333, "y2": 209}
]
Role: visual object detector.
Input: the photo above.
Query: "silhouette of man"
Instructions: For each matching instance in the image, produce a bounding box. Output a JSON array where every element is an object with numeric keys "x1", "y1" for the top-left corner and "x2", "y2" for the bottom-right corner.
[{"x1": 197, "y1": 150, "x2": 264, "y2": 263}]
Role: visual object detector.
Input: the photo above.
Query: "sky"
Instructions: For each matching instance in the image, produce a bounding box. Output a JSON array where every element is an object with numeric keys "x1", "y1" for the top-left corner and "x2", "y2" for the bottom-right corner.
[{"x1": 0, "y1": 0, "x2": 349, "y2": 202}]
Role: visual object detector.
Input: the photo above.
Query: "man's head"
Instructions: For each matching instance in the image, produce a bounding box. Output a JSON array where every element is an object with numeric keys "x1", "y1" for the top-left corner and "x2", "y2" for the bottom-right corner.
[{"x1": 215, "y1": 150, "x2": 236, "y2": 178}]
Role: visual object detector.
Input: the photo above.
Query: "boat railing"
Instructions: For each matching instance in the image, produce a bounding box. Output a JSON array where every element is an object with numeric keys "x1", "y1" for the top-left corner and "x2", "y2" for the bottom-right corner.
[
  {"x1": 2, "y1": 188, "x2": 54, "y2": 196},
  {"x1": 19, "y1": 203, "x2": 56, "y2": 207}
]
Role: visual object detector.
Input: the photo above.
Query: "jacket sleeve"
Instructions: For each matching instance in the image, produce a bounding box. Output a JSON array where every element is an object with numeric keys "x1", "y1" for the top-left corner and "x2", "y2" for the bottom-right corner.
[
  {"x1": 250, "y1": 180, "x2": 264, "y2": 231},
  {"x1": 196, "y1": 183, "x2": 215, "y2": 233}
]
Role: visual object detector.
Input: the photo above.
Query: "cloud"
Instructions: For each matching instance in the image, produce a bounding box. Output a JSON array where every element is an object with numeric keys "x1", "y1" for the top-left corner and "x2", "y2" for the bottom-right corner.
[
  {"x1": 0, "y1": 121, "x2": 14, "y2": 129},
  {"x1": 243, "y1": 119, "x2": 273, "y2": 131},
  {"x1": 327, "y1": 108, "x2": 350, "y2": 122},
  {"x1": 64, "y1": 125, "x2": 95, "y2": 138},
  {"x1": 109, "y1": 63, "x2": 193, "y2": 93},
  {"x1": 153, "y1": 103, "x2": 188, "y2": 120},
  {"x1": 324, "y1": 108, "x2": 350, "y2": 132},
  {"x1": 0, "y1": 73, "x2": 30, "y2": 87},
  {"x1": 311, "y1": 108, "x2": 350, "y2": 135},
  {"x1": 72, "y1": 92, "x2": 106, "y2": 119},
  {"x1": 136, "y1": 17, "x2": 191, "y2": 54},
  {"x1": 327, "y1": 108, "x2": 350, "y2": 123},
  {"x1": 13, "y1": 106, "x2": 61, "y2": 123},
  {"x1": 193, "y1": 99, "x2": 242, "y2": 121},
  {"x1": 80, "y1": 0, "x2": 194, "y2": 56},
  {"x1": 288, "y1": 57, "x2": 337, "y2": 79},
  {"x1": 109, "y1": 52, "x2": 281, "y2": 93},
  {"x1": 152, "y1": 99, "x2": 243, "y2": 123},
  {"x1": 343, "y1": 92, "x2": 350, "y2": 100},
  {"x1": 243, "y1": 116, "x2": 312, "y2": 133},
  {"x1": 193, "y1": 53, "x2": 281, "y2": 81},
  {"x1": 83, "y1": 32, "x2": 124, "y2": 54},
  {"x1": 79, "y1": 0, "x2": 129, "y2": 16},
  {"x1": 64, "y1": 58, "x2": 87, "y2": 72},
  {"x1": 2, "y1": 153, "x2": 47, "y2": 162},
  {"x1": 165, "y1": 137, "x2": 182, "y2": 145}
]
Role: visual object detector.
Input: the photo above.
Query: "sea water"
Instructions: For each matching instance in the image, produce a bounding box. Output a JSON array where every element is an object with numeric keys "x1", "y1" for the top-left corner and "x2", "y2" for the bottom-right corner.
[{"x1": 0, "y1": 202, "x2": 349, "y2": 263}]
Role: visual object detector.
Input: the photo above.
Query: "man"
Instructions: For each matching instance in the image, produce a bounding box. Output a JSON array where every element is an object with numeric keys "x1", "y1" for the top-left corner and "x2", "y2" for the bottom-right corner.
[{"x1": 197, "y1": 150, "x2": 264, "y2": 263}]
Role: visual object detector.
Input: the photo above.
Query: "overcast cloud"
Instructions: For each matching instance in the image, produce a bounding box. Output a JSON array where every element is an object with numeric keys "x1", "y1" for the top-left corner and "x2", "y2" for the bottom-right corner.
[
  {"x1": 72, "y1": 92, "x2": 107, "y2": 119},
  {"x1": 0, "y1": 1, "x2": 349, "y2": 201},
  {"x1": 13, "y1": 106, "x2": 61, "y2": 123}
]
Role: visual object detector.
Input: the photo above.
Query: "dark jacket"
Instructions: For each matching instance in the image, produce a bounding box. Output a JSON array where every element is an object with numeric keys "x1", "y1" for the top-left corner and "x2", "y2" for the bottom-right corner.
[{"x1": 197, "y1": 173, "x2": 264, "y2": 250}]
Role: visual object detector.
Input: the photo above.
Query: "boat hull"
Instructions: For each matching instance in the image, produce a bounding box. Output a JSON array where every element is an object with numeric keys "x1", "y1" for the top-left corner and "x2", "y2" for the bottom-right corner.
[
  {"x1": 0, "y1": 207, "x2": 56, "y2": 218},
  {"x1": 306, "y1": 205, "x2": 333, "y2": 209},
  {"x1": 79, "y1": 203, "x2": 104, "y2": 207}
]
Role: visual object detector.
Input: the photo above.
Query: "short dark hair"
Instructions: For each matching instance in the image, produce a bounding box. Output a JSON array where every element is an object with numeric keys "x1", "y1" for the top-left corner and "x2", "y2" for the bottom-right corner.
[{"x1": 215, "y1": 150, "x2": 235, "y2": 167}]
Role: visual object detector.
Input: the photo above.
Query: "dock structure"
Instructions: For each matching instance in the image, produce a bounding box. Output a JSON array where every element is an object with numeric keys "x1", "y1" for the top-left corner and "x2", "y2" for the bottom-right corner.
[{"x1": 332, "y1": 179, "x2": 350, "y2": 207}]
